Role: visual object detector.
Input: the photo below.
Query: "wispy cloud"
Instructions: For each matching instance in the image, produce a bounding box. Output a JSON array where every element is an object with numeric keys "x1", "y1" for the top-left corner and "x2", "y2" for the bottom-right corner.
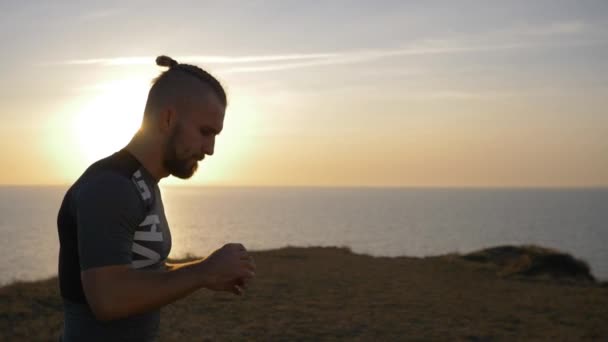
[
  {"x1": 405, "y1": 90, "x2": 518, "y2": 100},
  {"x1": 52, "y1": 53, "x2": 340, "y2": 67},
  {"x1": 43, "y1": 21, "x2": 605, "y2": 74},
  {"x1": 42, "y1": 41, "x2": 560, "y2": 71},
  {"x1": 79, "y1": 8, "x2": 125, "y2": 21},
  {"x1": 220, "y1": 39, "x2": 603, "y2": 74},
  {"x1": 49, "y1": 40, "x2": 536, "y2": 68},
  {"x1": 509, "y1": 21, "x2": 588, "y2": 36}
]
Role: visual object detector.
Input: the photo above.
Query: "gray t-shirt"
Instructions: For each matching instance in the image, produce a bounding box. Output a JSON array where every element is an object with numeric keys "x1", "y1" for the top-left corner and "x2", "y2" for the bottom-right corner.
[{"x1": 57, "y1": 149, "x2": 172, "y2": 341}]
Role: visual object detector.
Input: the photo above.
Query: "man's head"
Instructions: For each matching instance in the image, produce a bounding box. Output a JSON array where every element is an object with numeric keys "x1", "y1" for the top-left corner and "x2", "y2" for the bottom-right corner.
[{"x1": 142, "y1": 55, "x2": 227, "y2": 179}]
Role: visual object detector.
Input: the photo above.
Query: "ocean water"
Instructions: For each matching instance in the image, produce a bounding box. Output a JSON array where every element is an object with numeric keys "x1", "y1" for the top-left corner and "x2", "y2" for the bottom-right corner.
[{"x1": 1, "y1": 186, "x2": 607, "y2": 286}]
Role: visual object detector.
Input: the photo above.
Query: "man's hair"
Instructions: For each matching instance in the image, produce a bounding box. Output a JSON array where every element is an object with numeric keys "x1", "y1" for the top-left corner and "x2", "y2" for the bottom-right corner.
[
  {"x1": 151, "y1": 55, "x2": 227, "y2": 107},
  {"x1": 140, "y1": 55, "x2": 227, "y2": 130}
]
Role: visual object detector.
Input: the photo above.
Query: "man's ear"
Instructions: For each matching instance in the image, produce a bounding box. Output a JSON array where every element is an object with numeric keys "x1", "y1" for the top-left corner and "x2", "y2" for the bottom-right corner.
[{"x1": 159, "y1": 107, "x2": 177, "y2": 134}]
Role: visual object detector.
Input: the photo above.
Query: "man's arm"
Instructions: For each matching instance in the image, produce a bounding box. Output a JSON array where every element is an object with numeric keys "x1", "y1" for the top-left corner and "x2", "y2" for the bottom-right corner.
[
  {"x1": 75, "y1": 175, "x2": 255, "y2": 320},
  {"x1": 164, "y1": 258, "x2": 203, "y2": 271},
  {"x1": 82, "y1": 243, "x2": 255, "y2": 321}
]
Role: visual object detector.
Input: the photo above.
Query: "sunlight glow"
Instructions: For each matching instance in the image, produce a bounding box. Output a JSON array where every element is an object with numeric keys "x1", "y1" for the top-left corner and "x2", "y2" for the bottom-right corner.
[{"x1": 72, "y1": 79, "x2": 148, "y2": 165}]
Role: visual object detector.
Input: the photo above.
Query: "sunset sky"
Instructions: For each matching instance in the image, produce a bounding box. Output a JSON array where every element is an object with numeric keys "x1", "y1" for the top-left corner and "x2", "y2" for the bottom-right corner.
[{"x1": 1, "y1": 1, "x2": 607, "y2": 187}]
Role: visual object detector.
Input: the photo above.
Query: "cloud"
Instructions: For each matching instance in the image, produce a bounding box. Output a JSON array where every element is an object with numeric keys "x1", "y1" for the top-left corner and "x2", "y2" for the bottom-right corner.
[
  {"x1": 53, "y1": 53, "x2": 340, "y2": 67},
  {"x1": 511, "y1": 21, "x2": 587, "y2": 36},
  {"x1": 50, "y1": 40, "x2": 532, "y2": 69},
  {"x1": 79, "y1": 8, "x2": 125, "y2": 21},
  {"x1": 44, "y1": 21, "x2": 605, "y2": 73},
  {"x1": 57, "y1": 57, "x2": 152, "y2": 66},
  {"x1": 220, "y1": 39, "x2": 601, "y2": 74},
  {"x1": 405, "y1": 90, "x2": 517, "y2": 100}
]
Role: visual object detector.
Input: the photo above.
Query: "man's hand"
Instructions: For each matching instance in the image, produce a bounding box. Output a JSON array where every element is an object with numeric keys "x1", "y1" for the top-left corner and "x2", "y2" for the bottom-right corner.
[{"x1": 197, "y1": 243, "x2": 256, "y2": 295}]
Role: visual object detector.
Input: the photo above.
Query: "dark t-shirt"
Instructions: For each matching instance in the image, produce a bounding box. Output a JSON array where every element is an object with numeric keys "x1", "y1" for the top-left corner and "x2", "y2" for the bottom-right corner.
[{"x1": 57, "y1": 149, "x2": 172, "y2": 341}]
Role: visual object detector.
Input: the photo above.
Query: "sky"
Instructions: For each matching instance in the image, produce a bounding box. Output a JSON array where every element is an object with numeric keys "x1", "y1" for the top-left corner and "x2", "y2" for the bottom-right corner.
[{"x1": 0, "y1": 0, "x2": 607, "y2": 187}]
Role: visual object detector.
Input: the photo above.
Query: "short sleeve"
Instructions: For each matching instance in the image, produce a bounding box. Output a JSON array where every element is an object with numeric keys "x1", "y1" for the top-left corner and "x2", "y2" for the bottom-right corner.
[{"x1": 76, "y1": 172, "x2": 145, "y2": 271}]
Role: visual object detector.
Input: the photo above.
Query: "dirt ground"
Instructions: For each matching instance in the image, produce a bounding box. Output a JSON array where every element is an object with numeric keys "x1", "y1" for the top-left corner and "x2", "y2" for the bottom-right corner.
[{"x1": 1, "y1": 246, "x2": 606, "y2": 341}]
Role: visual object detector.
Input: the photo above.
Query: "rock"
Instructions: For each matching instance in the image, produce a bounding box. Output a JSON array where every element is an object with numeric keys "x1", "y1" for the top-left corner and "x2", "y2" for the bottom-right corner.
[{"x1": 462, "y1": 245, "x2": 595, "y2": 282}]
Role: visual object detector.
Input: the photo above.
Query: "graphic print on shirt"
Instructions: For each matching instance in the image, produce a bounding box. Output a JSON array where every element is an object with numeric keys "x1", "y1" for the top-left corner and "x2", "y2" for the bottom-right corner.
[
  {"x1": 132, "y1": 170, "x2": 151, "y2": 201},
  {"x1": 130, "y1": 169, "x2": 164, "y2": 269}
]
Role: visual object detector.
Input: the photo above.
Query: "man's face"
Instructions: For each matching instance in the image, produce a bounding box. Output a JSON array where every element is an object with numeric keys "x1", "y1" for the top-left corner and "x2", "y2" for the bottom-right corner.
[{"x1": 163, "y1": 91, "x2": 225, "y2": 179}]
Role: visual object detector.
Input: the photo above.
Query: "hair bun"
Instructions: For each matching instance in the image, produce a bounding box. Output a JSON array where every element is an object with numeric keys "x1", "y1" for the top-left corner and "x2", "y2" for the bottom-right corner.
[{"x1": 156, "y1": 55, "x2": 178, "y2": 68}]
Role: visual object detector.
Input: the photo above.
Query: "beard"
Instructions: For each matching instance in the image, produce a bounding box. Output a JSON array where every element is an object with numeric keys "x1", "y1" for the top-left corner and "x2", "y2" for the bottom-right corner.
[{"x1": 163, "y1": 124, "x2": 199, "y2": 179}]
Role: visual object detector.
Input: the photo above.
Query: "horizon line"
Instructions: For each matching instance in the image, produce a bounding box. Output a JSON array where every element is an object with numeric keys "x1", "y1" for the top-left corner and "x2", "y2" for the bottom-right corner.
[{"x1": 1, "y1": 183, "x2": 607, "y2": 190}]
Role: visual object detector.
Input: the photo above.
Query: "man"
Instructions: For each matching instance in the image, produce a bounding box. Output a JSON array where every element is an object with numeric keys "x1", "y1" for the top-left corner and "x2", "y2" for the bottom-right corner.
[{"x1": 56, "y1": 55, "x2": 256, "y2": 341}]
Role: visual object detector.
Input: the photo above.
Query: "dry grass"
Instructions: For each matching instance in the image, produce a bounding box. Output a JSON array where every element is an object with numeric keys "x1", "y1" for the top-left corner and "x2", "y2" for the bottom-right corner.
[{"x1": 1, "y1": 246, "x2": 607, "y2": 341}]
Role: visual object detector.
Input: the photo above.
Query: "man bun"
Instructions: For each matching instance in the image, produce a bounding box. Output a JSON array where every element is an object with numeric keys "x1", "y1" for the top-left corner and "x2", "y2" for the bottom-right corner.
[{"x1": 156, "y1": 55, "x2": 178, "y2": 68}]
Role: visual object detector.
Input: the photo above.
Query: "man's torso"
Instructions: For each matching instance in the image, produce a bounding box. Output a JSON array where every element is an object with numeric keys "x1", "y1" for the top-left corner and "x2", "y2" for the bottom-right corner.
[{"x1": 57, "y1": 149, "x2": 172, "y2": 341}]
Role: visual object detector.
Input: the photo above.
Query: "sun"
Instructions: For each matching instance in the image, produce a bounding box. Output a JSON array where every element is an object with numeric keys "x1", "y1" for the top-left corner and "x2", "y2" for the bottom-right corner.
[
  {"x1": 66, "y1": 78, "x2": 259, "y2": 186},
  {"x1": 72, "y1": 79, "x2": 149, "y2": 165}
]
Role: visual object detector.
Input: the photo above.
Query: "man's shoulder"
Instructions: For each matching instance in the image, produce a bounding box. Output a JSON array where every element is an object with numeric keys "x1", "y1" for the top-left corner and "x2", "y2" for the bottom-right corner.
[
  {"x1": 72, "y1": 151, "x2": 146, "y2": 205},
  {"x1": 82, "y1": 149, "x2": 143, "y2": 181},
  {"x1": 64, "y1": 150, "x2": 157, "y2": 214},
  {"x1": 79, "y1": 170, "x2": 135, "y2": 192},
  {"x1": 71, "y1": 171, "x2": 139, "y2": 212}
]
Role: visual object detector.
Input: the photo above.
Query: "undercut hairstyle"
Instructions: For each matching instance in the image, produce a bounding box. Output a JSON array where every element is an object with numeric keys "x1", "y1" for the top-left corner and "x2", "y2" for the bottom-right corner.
[
  {"x1": 142, "y1": 55, "x2": 227, "y2": 128},
  {"x1": 153, "y1": 55, "x2": 227, "y2": 107}
]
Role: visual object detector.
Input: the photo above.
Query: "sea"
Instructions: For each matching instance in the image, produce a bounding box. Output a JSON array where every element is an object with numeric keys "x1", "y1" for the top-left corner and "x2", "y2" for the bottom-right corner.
[{"x1": 1, "y1": 186, "x2": 607, "y2": 286}]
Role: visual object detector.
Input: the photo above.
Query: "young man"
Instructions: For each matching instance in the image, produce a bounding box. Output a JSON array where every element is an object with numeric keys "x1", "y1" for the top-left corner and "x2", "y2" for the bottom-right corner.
[{"x1": 56, "y1": 55, "x2": 256, "y2": 341}]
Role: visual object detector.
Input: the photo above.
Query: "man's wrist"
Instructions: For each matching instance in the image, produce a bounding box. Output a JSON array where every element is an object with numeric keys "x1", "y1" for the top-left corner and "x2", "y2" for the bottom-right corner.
[{"x1": 182, "y1": 258, "x2": 214, "y2": 289}]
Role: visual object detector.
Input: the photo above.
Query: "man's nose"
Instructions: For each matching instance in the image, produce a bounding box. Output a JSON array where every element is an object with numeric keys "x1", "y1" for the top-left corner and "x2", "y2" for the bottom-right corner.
[{"x1": 201, "y1": 136, "x2": 215, "y2": 156}]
